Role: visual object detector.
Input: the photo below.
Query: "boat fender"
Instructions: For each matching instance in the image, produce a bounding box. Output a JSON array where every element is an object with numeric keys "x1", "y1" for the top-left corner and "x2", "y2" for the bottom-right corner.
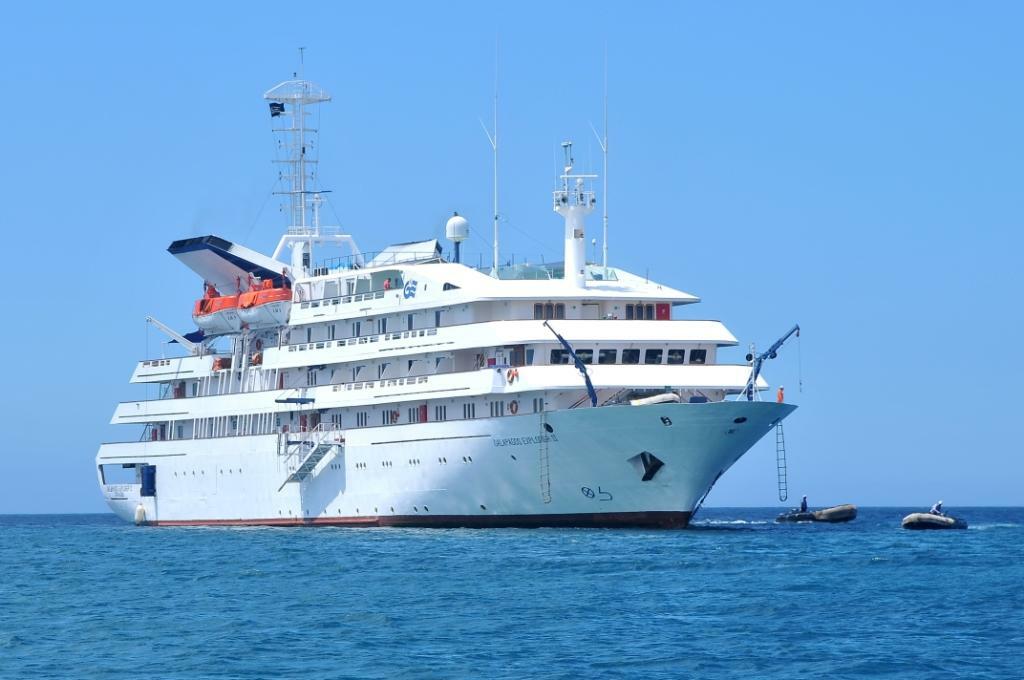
[
  {"x1": 134, "y1": 503, "x2": 146, "y2": 526},
  {"x1": 509, "y1": 400, "x2": 519, "y2": 415},
  {"x1": 506, "y1": 368, "x2": 519, "y2": 383}
]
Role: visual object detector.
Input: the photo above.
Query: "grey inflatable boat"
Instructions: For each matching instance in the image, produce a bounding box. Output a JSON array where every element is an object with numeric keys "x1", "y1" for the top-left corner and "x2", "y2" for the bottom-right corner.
[
  {"x1": 901, "y1": 513, "x2": 967, "y2": 530},
  {"x1": 776, "y1": 504, "x2": 857, "y2": 523}
]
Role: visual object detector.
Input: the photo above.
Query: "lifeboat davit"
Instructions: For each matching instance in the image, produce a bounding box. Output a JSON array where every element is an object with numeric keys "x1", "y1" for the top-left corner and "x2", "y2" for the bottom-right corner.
[
  {"x1": 238, "y1": 280, "x2": 292, "y2": 328},
  {"x1": 192, "y1": 284, "x2": 241, "y2": 335}
]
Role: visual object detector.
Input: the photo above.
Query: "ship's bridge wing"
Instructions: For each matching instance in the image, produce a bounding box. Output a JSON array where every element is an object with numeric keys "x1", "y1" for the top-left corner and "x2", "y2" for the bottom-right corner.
[{"x1": 168, "y1": 235, "x2": 286, "y2": 293}]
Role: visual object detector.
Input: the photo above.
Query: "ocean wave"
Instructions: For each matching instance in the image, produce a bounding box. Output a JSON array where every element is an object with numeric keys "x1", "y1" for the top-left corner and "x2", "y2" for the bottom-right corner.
[{"x1": 968, "y1": 523, "x2": 1020, "y2": 531}]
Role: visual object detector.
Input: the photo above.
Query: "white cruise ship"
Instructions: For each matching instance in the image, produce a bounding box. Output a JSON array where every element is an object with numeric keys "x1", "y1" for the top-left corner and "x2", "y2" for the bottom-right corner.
[{"x1": 96, "y1": 76, "x2": 797, "y2": 528}]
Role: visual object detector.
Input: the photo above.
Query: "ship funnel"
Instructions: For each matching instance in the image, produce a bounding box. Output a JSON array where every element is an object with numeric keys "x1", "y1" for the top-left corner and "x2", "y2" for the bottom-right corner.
[{"x1": 445, "y1": 212, "x2": 469, "y2": 263}]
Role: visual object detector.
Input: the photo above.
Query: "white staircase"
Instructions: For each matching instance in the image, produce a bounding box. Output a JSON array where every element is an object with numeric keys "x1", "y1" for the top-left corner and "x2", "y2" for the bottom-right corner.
[{"x1": 277, "y1": 424, "x2": 343, "y2": 492}]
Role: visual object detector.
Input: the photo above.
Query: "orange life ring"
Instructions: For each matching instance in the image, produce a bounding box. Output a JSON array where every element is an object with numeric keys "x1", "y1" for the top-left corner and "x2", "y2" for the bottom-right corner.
[{"x1": 509, "y1": 400, "x2": 519, "y2": 415}]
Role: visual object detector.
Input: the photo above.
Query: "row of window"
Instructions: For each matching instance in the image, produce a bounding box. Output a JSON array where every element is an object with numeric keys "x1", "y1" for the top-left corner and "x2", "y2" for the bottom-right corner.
[
  {"x1": 550, "y1": 347, "x2": 707, "y2": 366},
  {"x1": 533, "y1": 303, "x2": 567, "y2": 320},
  {"x1": 302, "y1": 311, "x2": 447, "y2": 345}
]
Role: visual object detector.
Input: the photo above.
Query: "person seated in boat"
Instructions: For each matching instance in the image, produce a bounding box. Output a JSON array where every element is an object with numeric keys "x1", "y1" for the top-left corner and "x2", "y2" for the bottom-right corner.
[
  {"x1": 929, "y1": 500, "x2": 944, "y2": 516},
  {"x1": 800, "y1": 495, "x2": 808, "y2": 513}
]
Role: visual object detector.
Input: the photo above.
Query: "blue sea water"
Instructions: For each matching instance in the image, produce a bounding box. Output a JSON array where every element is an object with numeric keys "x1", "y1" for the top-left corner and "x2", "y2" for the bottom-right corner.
[{"x1": 1, "y1": 508, "x2": 1022, "y2": 679}]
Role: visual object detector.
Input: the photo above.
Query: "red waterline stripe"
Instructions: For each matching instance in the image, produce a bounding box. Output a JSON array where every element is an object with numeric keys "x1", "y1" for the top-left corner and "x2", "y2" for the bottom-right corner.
[{"x1": 151, "y1": 511, "x2": 692, "y2": 529}]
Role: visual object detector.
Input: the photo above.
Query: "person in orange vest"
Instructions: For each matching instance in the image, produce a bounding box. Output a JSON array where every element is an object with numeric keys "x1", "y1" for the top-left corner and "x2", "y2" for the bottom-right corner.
[{"x1": 777, "y1": 385, "x2": 785, "y2": 403}]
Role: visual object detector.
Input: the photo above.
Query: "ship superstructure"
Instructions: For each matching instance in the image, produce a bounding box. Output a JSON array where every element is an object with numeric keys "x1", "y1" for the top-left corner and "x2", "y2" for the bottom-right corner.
[{"x1": 96, "y1": 76, "x2": 795, "y2": 528}]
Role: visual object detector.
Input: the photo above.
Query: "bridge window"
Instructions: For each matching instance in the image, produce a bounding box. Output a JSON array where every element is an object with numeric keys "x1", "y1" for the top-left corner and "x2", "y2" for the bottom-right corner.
[
  {"x1": 667, "y1": 349, "x2": 686, "y2": 365},
  {"x1": 622, "y1": 349, "x2": 640, "y2": 364},
  {"x1": 598, "y1": 349, "x2": 617, "y2": 364},
  {"x1": 689, "y1": 349, "x2": 708, "y2": 365},
  {"x1": 550, "y1": 349, "x2": 570, "y2": 365},
  {"x1": 644, "y1": 349, "x2": 663, "y2": 365},
  {"x1": 534, "y1": 303, "x2": 543, "y2": 320},
  {"x1": 576, "y1": 349, "x2": 593, "y2": 364}
]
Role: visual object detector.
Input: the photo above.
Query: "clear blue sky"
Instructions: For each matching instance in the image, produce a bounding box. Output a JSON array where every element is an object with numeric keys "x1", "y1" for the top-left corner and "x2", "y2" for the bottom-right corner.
[{"x1": 1, "y1": 2, "x2": 1021, "y2": 513}]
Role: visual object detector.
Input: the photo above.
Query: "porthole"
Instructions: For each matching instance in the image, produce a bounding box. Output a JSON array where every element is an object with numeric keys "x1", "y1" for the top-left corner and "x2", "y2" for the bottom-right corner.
[
  {"x1": 733, "y1": 417, "x2": 748, "y2": 424},
  {"x1": 510, "y1": 455, "x2": 517, "y2": 461},
  {"x1": 543, "y1": 423, "x2": 554, "y2": 433},
  {"x1": 480, "y1": 504, "x2": 487, "y2": 510},
  {"x1": 414, "y1": 506, "x2": 419, "y2": 512},
  {"x1": 390, "y1": 506, "x2": 395, "y2": 512},
  {"x1": 424, "y1": 506, "x2": 429, "y2": 512},
  {"x1": 468, "y1": 456, "x2": 473, "y2": 462}
]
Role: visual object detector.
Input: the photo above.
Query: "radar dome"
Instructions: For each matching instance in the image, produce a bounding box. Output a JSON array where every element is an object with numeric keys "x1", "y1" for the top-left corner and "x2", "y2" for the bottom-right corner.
[{"x1": 445, "y1": 212, "x2": 469, "y2": 243}]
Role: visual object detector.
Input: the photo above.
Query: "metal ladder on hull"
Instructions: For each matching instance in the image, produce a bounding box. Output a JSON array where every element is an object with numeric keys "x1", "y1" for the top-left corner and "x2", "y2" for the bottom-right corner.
[
  {"x1": 775, "y1": 422, "x2": 788, "y2": 502},
  {"x1": 539, "y1": 413, "x2": 552, "y2": 504}
]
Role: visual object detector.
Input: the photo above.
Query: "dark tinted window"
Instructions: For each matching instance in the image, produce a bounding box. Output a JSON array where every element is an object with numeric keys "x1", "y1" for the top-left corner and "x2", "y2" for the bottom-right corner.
[
  {"x1": 689, "y1": 349, "x2": 707, "y2": 365},
  {"x1": 598, "y1": 349, "x2": 617, "y2": 365},
  {"x1": 625, "y1": 304, "x2": 635, "y2": 320},
  {"x1": 644, "y1": 349, "x2": 663, "y2": 365},
  {"x1": 576, "y1": 349, "x2": 593, "y2": 364},
  {"x1": 550, "y1": 349, "x2": 569, "y2": 365},
  {"x1": 555, "y1": 303, "x2": 565, "y2": 319},
  {"x1": 645, "y1": 304, "x2": 655, "y2": 320},
  {"x1": 667, "y1": 349, "x2": 686, "y2": 365},
  {"x1": 544, "y1": 303, "x2": 554, "y2": 319},
  {"x1": 622, "y1": 349, "x2": 640, "y2": 364},
  {"x1": 534, "y1": 303, "x2": 543, "y2": 320}
]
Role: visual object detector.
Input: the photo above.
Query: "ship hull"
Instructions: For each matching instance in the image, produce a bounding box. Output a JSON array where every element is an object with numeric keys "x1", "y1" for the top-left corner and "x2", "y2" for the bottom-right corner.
[{"x1": 97, "y1": 400, "x2": 795, "y2": 528}]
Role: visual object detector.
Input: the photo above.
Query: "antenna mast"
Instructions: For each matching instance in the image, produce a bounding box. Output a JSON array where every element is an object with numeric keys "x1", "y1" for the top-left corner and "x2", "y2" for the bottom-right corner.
[
  {"x1": 480, "y1": 40, "x2": 499, "y2": 277},
  {"x1": 590, "y1": 45, "x2": 609, "y2": 280}
]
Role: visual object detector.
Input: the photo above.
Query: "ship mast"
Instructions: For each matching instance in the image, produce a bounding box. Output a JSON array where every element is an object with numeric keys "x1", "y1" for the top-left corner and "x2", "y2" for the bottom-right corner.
[
  {"x1": 264, "y1": 68, "x2": 362, "y2": 278},
  {"x1": 553, "y1": 141, "x2": 597, "y2": 288}
]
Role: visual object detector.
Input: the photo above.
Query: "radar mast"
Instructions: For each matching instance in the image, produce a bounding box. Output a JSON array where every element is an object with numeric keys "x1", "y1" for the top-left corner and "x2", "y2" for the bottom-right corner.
[{"x1": 264, "y1": 61, "x2": 361, "y2": 278}]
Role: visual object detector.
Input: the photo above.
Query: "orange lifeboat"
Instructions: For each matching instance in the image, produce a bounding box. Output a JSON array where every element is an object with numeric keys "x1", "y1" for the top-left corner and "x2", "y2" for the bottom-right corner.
[
  {"x1": 192, "y1": 283, "x2": 241, "y2": 335},
  {"x1": 238, "y1": 279, "x2": 292, "y2": 328}
]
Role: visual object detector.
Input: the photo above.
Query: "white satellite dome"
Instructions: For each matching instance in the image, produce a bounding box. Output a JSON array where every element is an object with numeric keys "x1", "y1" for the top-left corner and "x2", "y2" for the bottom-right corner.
[{"x1": 445, "y1": 212, "x2": 469, "y2": 243}]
